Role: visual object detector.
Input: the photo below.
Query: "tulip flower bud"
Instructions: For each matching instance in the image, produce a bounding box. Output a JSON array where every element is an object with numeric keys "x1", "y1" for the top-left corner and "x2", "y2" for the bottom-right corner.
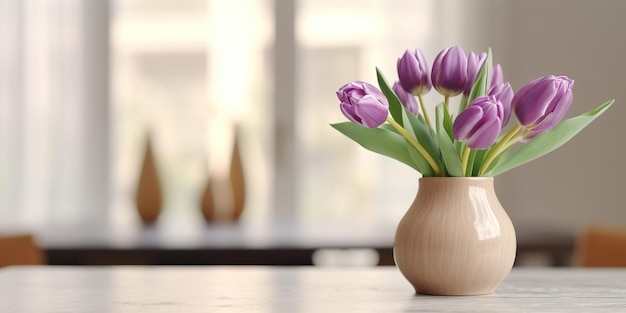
[
  {"x1": 432, "y1": 46, "x2": 468, "y2": 97},
  {"x1": 488, "y1": 82, "x2": 513, "y2": 126},
  {"x1": 464, "y1": 51, "x2": 487, "y2": 96},
  {"x1": 397, "y1": 49, "x2": 432, "y2": 96},
  {"x1": 490, "y1": 64, "x2": 504, "y2": 89},
  {"x1": 337, "y1": 81, "x2": 389, "y2": 128},
  {"x1": 453, "y1": 95, "x2": 503, "y2": 149},
  {"x1": 512, "y1": 75, "x2": 574, "y2": 135},
  {"x1": 392, "y1": 81, "x2": 418, "y2": 115}
]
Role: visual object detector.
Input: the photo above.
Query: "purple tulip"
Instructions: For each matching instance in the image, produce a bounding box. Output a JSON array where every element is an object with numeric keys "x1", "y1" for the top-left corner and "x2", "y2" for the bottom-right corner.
[
  {"x1": 453, "y1": 95, "x2": 503, "y2": 149},
  {"x1": 397, "y1": 49, "x2": 432, "y2": 96},
  {"x1": 432, "y1": 46, "x2": 468, "y2": 97},
  {"x1": 464, "y1": 51, "x2": 487, "y2": 95},
  {"x1": 392, "y1": 82, "x2": 418, "y2": 115},
  {"x1": 490, "y1": 64, "x2": 504, "y2": 89},
  {"x1": 488, "y1": 82, "x2": 513, "y2": 126},
  {"x1": 337, "y1": 81, "x2": 389, "y2": 128},
  {"x1": 512, "y1": 75, "x2": 574, "y2": 134}
]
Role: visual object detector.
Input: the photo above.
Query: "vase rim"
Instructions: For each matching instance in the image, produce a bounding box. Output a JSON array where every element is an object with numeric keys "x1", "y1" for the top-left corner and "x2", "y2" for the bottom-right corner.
[{"x1": 420, "y1": 176, "x2": 493, "y2": 181}]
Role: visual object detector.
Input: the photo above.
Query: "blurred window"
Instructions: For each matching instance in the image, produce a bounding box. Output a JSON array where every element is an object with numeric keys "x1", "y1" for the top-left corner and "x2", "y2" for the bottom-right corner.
[{"x1": 1, "y1": 0, "x2": 437, "y2": 229}]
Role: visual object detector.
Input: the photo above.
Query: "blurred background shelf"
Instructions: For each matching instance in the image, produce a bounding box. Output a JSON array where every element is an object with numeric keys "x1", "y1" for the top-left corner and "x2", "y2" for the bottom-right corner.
[{"x1": 30, "y1": 223, "x2": 575, "y2": 266}]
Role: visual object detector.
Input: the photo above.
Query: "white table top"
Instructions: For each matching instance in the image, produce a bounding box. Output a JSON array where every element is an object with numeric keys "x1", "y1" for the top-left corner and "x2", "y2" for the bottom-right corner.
[{"x1": 1, "y1": 266, "x2": 624, "y2": 312}]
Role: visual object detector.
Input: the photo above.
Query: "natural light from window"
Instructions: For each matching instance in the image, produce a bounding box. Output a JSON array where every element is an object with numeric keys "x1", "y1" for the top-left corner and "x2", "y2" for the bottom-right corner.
[{"x1": 110, "y1": 0, "x2": 437, "y2": 229}]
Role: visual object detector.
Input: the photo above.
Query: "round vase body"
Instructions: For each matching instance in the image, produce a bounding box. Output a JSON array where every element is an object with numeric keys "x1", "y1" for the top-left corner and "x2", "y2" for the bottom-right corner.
[{"x1": 393, "y1": 177, "x2": 516, "y2": 296}]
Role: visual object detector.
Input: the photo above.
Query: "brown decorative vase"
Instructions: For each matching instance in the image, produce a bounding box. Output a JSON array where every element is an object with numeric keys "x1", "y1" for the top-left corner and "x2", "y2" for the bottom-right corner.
[
  {"x1": 200, "y1": 127, "x2": 246, "y2": 223},
  {"x1": 393, "y1": 177, "x2": 516, "y2": 296},
  {"x1": 135, "y1": 137, "x2": 163, "y2": 225},
  {"x1": 200, "y1": 177, "x2": 217, "y2": 222},
  {"x1": 229, "y1": 128, "x2": 246, "y2": 220}
]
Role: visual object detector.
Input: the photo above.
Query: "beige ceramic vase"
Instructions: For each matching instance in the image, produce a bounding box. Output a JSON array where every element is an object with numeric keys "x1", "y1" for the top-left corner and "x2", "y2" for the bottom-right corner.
[{"x1": 393, "y1": 177, "x2": 516, "y2": 296}]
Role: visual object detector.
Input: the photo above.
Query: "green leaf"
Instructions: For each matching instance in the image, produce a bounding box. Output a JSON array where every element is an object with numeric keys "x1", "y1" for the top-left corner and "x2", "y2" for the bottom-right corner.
[
  {"x1": 436, "y1": 103, "x2": 464, "y2": 176},
  {"x1": 479, "y1": 149, "x2": 506, "y2": 176},
  {"x1": 443, "y1": 102, "x2": 455, "y2": 141},
  {"x1": 472, "y1": 139, "x2": 494, "y2": 174},
  {"x1": 402, "y1": 107, "x2": 436, "y2": 177},
  {"x1": 331, "y1": 122, "x2": 421, "y2": 172},
  {"x1": 406, "y1": 109, "x2": 441, "y2": 163},
  {"x1": 376, "y1": 67, "x2": 403, "y2": 127},
  {"x1": 486, "y1": 99, "x2": 615, "y2": 176},
  {"x1": 470, "y1": 149, "x2": 486, "y2": 176},
  {"x1": 407, "y1": 149, "x2": 435, "y2": 177},
  {"x1": 458, "y1": 95, "x2": 469, "y2": 116}
]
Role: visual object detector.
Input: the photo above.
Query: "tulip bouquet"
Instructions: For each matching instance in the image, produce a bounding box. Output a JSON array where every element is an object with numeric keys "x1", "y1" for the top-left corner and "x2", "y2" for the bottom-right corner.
[{"x1": 332, "y1": 46, "x2": 614, "y2": 177}]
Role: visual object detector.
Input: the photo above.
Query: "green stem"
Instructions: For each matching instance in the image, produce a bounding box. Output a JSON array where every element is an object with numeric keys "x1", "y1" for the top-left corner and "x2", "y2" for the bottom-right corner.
[
  {"x1": 417, "y1": 94, "x2": 432, "y2": 129},
  {"x1": 444, "y1": 95, "x2": 450, "y2": 109},
  {"x1": 386, "y1": 116, "x2": 443, "y2": 176},
  {"x1": 500, "y1": 132, "x2": 527, "y2": 152},
  {"x1": 499, "y1": 124, "x2": 521, "y2": 147},
  {"x1": 478, "y1": 124, "x2": 522, "y2": 176},
  {"x1": 461, "y1": 145, "x2": 471, "y2": 176}
]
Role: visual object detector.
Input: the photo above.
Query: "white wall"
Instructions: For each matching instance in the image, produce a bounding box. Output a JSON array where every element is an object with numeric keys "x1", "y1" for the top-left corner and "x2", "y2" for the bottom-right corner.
[{"x1": 453, "y1": 0, "x2": 626, "y2": 237}]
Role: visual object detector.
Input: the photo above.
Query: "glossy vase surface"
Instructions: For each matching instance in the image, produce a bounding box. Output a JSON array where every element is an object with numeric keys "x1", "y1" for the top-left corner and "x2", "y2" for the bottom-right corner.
[{"x1": 393, "y1": 177, "x2": 516, "y2": 296}]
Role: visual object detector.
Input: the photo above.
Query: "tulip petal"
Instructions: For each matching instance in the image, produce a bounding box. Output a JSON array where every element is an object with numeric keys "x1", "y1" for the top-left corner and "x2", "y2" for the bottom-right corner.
[
  {"x1": 466, "y1": 118, "x2": 501, "y2": 149},
  {"x1": 532, "y1": 89, "x2": 574, "y2": 133},
  {"x1": 490, "y1": 64, "x2": 504, "y2": 89},
  {"x1": 354, "y1": 96, "x2": 390, "y2": 128},
  {"x1": 393, "y1": 82, "x2": 419, "y2": 115},
  {"x1": 515, "y1": 79, "x2": 558, "y2": 126},
  {"x1": 340, "y1": 103, "x2": 362, "y2": 125},
  {"x1": 453, "y1": 106, "x2": 483, "y2": 141}
]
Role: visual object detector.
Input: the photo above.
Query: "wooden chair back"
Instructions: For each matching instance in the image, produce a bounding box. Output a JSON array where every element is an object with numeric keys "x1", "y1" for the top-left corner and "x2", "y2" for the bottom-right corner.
[
  {"x1": 575, "y1": 227, "x2": 626, "y2": 267},
  {"x1": 0, "y1": 234, "x2": 45, "y2": 267}
]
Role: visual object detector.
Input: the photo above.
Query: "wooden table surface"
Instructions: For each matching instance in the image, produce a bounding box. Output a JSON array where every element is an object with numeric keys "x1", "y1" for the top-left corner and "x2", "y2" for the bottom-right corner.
[{"x1": 1, "y1": 266, "x2": 625, "y2": 312}]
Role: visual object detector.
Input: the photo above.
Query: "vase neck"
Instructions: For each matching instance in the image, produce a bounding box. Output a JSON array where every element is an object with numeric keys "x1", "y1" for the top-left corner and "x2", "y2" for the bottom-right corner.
[{"x1": 419, "y1": 177, "x2": 494, "y2": 188}]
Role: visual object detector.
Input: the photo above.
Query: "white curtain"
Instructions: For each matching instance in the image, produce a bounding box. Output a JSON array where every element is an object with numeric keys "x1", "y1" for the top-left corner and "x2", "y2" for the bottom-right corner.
[{"x1": 0, "y1": 0, "x2": 109, "y2": 229}]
